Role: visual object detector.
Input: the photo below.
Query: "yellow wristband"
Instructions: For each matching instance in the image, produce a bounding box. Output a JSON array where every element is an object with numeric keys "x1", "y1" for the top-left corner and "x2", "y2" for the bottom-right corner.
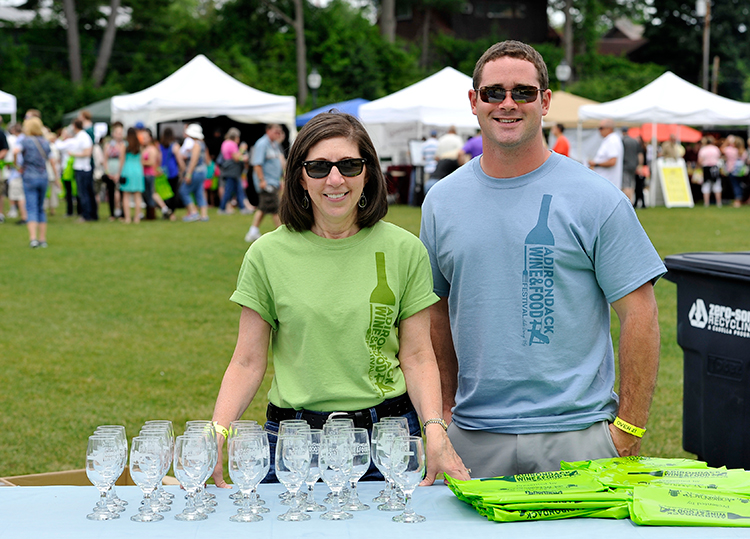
[
  {"x1": 613, "y1": 417, "x2": 646, "y2": 438},
  {"x1": 212, "y1": 421, "x2": 229, "y2": 439}
]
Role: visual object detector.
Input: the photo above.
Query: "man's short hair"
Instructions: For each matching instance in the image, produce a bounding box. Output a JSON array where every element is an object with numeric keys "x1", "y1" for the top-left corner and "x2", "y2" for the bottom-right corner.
[
  {"x1": 472, "y1": 40, "x2": 549, "y2": 91},
  {"x1": 80, "y1": 109, "x2": 92, "y2": 122},
  {"x1": 556, "y1": 124, "x2": 565, "y2": 133}
]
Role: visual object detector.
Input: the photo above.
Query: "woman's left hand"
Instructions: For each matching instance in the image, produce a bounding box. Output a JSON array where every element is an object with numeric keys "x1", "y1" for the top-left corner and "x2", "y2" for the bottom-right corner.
[{"x1": 421, "y1": 425, "x2": 471, "y2": 486}]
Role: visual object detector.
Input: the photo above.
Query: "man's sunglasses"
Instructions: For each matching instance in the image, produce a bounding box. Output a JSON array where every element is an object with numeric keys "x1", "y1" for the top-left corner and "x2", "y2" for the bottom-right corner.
[
  {"x1": 476, "y1": 85, "x2": 543, "y2": 104},
  {"x1": 302, "y1": 158, "x2": 367, "y2": 179}
]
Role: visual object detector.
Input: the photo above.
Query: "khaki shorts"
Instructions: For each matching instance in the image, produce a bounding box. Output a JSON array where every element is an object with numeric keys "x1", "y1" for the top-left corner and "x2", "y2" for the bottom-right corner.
[
  {"x1": 448, "y1": 420, "x2": 619, "y2": 478},
  {"x1": 8, "y1": 177, "x2": 25, "y2": 201}
]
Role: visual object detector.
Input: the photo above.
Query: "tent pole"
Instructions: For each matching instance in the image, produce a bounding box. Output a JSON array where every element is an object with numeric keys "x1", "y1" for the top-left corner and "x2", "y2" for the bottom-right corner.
[
  {"x1": 576, "y1": 120, "x2": 583, "y2": 163},
  {"x1": 649, "y1": 127, "x2": 657, "y2": 207}
]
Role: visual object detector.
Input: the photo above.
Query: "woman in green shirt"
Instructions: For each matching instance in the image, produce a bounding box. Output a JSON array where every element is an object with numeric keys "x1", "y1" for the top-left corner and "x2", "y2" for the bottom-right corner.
[{"x1": 211, "y1": 113, "x2": 468, "y2": 486}]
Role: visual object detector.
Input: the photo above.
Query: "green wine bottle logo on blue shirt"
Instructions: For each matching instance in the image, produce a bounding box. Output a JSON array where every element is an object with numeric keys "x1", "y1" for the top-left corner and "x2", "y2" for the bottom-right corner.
[
  {"x1": 522, "y1": 195, "x2": 555, "y2": 346},
  {"x1": 367, "y1": 251, "x2": 397, "y2": 396}
]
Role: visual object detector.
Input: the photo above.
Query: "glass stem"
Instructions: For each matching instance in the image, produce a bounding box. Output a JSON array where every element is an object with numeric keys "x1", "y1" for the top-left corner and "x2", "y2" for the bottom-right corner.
[
  {"x1": 290, "y1": 487, "x2": 301, "y2": 515},
  {"x1": 403, "y1": 489, "x2": 415, "y2": 516},
  {"x1": 97, "y1": 489, "x2": 109, "y2": 511},
  {"x1": 185, "y1": 490, "x2": 196, "y2": 513}
]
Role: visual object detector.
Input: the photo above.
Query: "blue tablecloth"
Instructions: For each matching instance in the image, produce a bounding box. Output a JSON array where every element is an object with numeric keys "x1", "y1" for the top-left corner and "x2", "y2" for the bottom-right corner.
[{"x1": 0, "y1": 482, "x2": 747, "y2": 538}]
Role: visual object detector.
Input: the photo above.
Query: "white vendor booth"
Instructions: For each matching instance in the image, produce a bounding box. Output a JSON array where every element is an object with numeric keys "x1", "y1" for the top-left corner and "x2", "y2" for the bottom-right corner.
[{"x1": 111, "y1": 55, "x2": 296, "y2": 138}]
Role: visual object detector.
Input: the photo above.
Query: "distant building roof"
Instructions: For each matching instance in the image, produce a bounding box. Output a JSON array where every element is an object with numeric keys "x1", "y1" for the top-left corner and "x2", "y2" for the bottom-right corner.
[{"x1": 598, "y1": 18, "x2": 648, "y2": 56}]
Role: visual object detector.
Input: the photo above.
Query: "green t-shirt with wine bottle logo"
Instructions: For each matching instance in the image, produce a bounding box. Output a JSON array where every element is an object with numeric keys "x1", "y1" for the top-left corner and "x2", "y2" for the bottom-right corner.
[{"x1": 230, "y1": 221, "x2": 439, "y2": 412}]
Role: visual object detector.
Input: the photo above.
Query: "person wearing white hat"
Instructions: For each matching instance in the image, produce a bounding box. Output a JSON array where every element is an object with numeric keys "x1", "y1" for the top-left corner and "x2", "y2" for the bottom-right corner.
[{"x1": 180, "y1": 123, "x2": 210, "y2": 222}]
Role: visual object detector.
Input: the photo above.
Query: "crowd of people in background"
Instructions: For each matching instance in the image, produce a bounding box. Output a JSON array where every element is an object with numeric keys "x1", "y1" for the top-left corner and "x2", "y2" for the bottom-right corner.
[
  {"x1": 0, "y1": 108, "x2": 295, "y2": 247},
  {"x1": 419, "y1": 121, "x2": 750, "y2": 210},
  {"x1": 583, "y1": 119, "x2": 750, "y2": 209}
]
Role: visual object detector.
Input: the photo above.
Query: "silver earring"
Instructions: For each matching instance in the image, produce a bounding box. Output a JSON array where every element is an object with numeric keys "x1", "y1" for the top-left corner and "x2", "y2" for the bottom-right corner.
[
  {"x1": 358, "y1": 194, "x2": 367, "y2": 208},
  {"x1": 302, "y1": 193, "x2": 309, "y2": 209}
]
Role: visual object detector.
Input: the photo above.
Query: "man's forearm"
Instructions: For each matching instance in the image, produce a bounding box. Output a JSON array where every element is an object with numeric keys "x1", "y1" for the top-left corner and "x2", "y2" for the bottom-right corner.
[{"x1": 614, "y1": 284, "x2": 660, "y2": 429}]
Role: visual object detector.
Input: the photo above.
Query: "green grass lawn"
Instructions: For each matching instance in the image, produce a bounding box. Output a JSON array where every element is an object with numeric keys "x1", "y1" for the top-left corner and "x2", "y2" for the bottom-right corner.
[{"x1": 1, "y1": 203, "x2": 749, "y2": 477}]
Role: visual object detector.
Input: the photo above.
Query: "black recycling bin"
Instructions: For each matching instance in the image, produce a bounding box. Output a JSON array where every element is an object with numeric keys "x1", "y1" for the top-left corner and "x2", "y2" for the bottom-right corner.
[{"x1": 663, "y1": 252, "x2": 750, "y2": 469}]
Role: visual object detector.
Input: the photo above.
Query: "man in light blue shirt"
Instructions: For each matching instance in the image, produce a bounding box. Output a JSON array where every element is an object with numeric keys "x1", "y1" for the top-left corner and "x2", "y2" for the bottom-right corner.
[
  {"x1": 420, "y1": 40, "x2": 665, "y2": 478},
  {"x1": 245, "y1": 124, "x2": 285, "y2": 243}
]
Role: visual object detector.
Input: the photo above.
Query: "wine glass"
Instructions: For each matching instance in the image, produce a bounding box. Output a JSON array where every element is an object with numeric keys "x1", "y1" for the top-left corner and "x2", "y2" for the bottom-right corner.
[
  {"x1": 229, "y1": 419, "x2": 260, "y2": 497},
  {"x1": 341, "y1": 427, "x2": 371, "y2": 511},
  {"x1": 391, "y1": 436, "x2": 426, "y2": 523},
  {"x1": 85, "y1": 434, "x2": 122, "y2": 520},
  {"x1": 94, "y1": 425, "x2": 128, "y2": 511},
  {"x1": 185, "y1": 422, "x2": 218, "y2": 513},
  {"x1": 129, "y1": 436, "x2": 167, "y2": 522},
  {"x1": 228, "y1": 431, "x2": 269, "y2": 522},
  {"x1": 138, "y1": 426, "x2": 173, "y2": 512},
  {"x1": 276, "y1": 420, "x2": 310, "y2": 503},
  {"x1": 275, "y1": 432, "x2": 311, "y2": 521},
  {"x1": 144, "y1": 420, "x2": 176, "y2": 500},
  {"x1": 321, "y1": 418, "x2": 353, "y2": 504},
  {"x1": 298, "y1": 429, "x2": 325, "y2": 512},
  {"x1": 319, "y1": 431, "x2": 354, "y2": 521},
  {"x1": 372, "y1": 422, "x2": 407, "y2": 510},
  {"x1": 173, "y1": 434, "x2": 210, "y2": 521}
]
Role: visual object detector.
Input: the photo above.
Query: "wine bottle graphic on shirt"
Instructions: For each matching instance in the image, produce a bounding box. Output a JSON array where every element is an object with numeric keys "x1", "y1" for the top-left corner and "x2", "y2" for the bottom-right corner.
[
  {"x1": 522, "y1": 195, "x2": 555, "y2": 346},
  {"x1": 367, "y1": 252, "x2": 397, "y2": 396}
]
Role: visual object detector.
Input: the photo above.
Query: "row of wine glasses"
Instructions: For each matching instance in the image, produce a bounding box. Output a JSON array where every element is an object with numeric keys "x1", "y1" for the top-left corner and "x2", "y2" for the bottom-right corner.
[
  {"x1": 86, "y1": 416, "x2": 426, "y2": 524},
  {"x1": 271, "y1": 416, "x2": 426, "y2": 523}
]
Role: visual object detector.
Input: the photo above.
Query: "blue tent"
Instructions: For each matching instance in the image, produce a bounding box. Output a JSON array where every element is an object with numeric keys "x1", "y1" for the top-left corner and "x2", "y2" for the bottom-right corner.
[{"x1": 295, "y1": 98, "x2": 370, "y2": 127}]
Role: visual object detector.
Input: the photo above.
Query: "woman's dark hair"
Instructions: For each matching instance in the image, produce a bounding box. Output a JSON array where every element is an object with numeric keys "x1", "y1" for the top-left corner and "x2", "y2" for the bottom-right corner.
[
  {"x1": 126, "y1": 127, "x2": 141, "y2": 154},
  {"x1": 279, "y1": 112, "x2": 388, "y2": 232},
  {"x1": 159, "y1": 127, "x2": 174, "y2": 147}
]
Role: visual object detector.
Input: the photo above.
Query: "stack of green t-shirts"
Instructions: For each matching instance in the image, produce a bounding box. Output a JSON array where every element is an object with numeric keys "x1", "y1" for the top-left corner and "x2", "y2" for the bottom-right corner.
[
  {"x1": 561, "y1": 455, "x2": 710, "y2": 473},
  {"x1": 631, "y1": 485, "x2": 750, "y2": 526},
  {"x1": 445, "y1": 469, "x2": 631, "y2": 522},
  {"x1": 562, "y1": 456, "x2": 750, "y2": 526}
]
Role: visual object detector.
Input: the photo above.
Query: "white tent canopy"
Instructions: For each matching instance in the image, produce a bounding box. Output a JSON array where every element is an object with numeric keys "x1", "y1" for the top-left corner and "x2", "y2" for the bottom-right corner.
[
  {"x1": 359, "y1": 67, "x2": 478, "y2": 164},
  {"x1": 0, "y1": 89, "x2": 17, "y2": 124},
  {"x1": 111, "y1": 55, "x2": 296, "y2": 136},
  {"x1": 578, "y1": 71, "x2": 750, "y2": 125}
]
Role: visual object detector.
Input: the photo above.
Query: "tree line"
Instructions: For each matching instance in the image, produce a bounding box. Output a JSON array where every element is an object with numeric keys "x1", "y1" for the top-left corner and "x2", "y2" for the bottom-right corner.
[{"x1": 2, "y1": 0, "x2": 747, "y2": 129}]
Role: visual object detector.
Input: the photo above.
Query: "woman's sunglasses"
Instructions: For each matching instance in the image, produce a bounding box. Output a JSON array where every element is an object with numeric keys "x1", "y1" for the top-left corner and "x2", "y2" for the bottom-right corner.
[
  {"x1": 302, "y1": 158, "x2": 367, "y2": 179},
  {"x1": 476, "y1": 85, "x2": 543, "y2": 104}
]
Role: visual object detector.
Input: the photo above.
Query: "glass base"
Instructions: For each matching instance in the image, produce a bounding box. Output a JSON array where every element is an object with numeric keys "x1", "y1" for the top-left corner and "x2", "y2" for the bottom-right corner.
[
  {"x1": 378, "y1": 500, "x2": 405, "y2": 511},
  {"x1": 230, "y1": 511, "x2": 263, "y2": 523},
  {"x1": 174, "y1": 510, "x2": 208, "y2": 521},
  {"x1": 87, "y1": 510, "x2": 120, "y2": 521},
  {"x1": 393, "y1": 512, "x2": 426, "y2": 523},
  {"x1": 372, "y1": 490, "x2": 388, "y2": 503},
  {"x1": 300, "y1": 500, "x2": 327, "y2": 512},
  {"x1": 277, "y1": 510, "x2": 311, "y2": 521},
  {"x1": 320, "y1": 510, "x2": 353, "y2": 520},
  {"x1": 342, "y1": 499, "x2": 370, "y2": 511},
  {"x1": 131, "y1": 512, "x2": 164, "y2": 522}
]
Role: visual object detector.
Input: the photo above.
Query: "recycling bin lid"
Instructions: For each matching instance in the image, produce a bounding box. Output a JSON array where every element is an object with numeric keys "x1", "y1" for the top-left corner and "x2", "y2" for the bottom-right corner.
[{"x1": 663, "y1": 251, "x2": 750, "y2": 283}]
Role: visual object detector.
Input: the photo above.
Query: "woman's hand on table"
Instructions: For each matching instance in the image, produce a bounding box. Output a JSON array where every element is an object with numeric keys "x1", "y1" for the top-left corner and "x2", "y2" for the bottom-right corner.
[
  {"x1": 421, "y1": 424, "x2": 470, "y2": 486},
  {"x1": 211, "y1": 445, "x2": 232, "y2": 489}
]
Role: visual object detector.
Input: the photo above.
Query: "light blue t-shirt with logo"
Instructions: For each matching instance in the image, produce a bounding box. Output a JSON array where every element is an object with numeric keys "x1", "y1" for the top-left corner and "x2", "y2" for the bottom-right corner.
[
  {"x1": 251, "y1": 134, "x2": 283, "y2": 192},
  {"x1": 420, "y1": 153, "x2": 666, "y2": 434}
]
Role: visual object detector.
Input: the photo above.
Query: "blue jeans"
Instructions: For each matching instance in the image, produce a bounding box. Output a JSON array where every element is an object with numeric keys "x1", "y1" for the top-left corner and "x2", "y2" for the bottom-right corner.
[
  {"x1": 75, "y1": 169, "x2": 97, "y2": 221},
  {"x1": 220, "y1": 176, "x2": 245, "y2": 211},
  {"x1": 179, "y1": 171, "x2": 207, "y2": 208},
  {"x1": 261, "y1": 401, "x2": 420, "y2": 484},
  {"x1": 22, "y1": 174, "x2": 49, "y2": 223},
  {"x1": 729, "y1": 174, "x2": 744, "y2": 200},
  {"x1": 143, "y1": 175, "x2": 155, "y2": 208}
]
